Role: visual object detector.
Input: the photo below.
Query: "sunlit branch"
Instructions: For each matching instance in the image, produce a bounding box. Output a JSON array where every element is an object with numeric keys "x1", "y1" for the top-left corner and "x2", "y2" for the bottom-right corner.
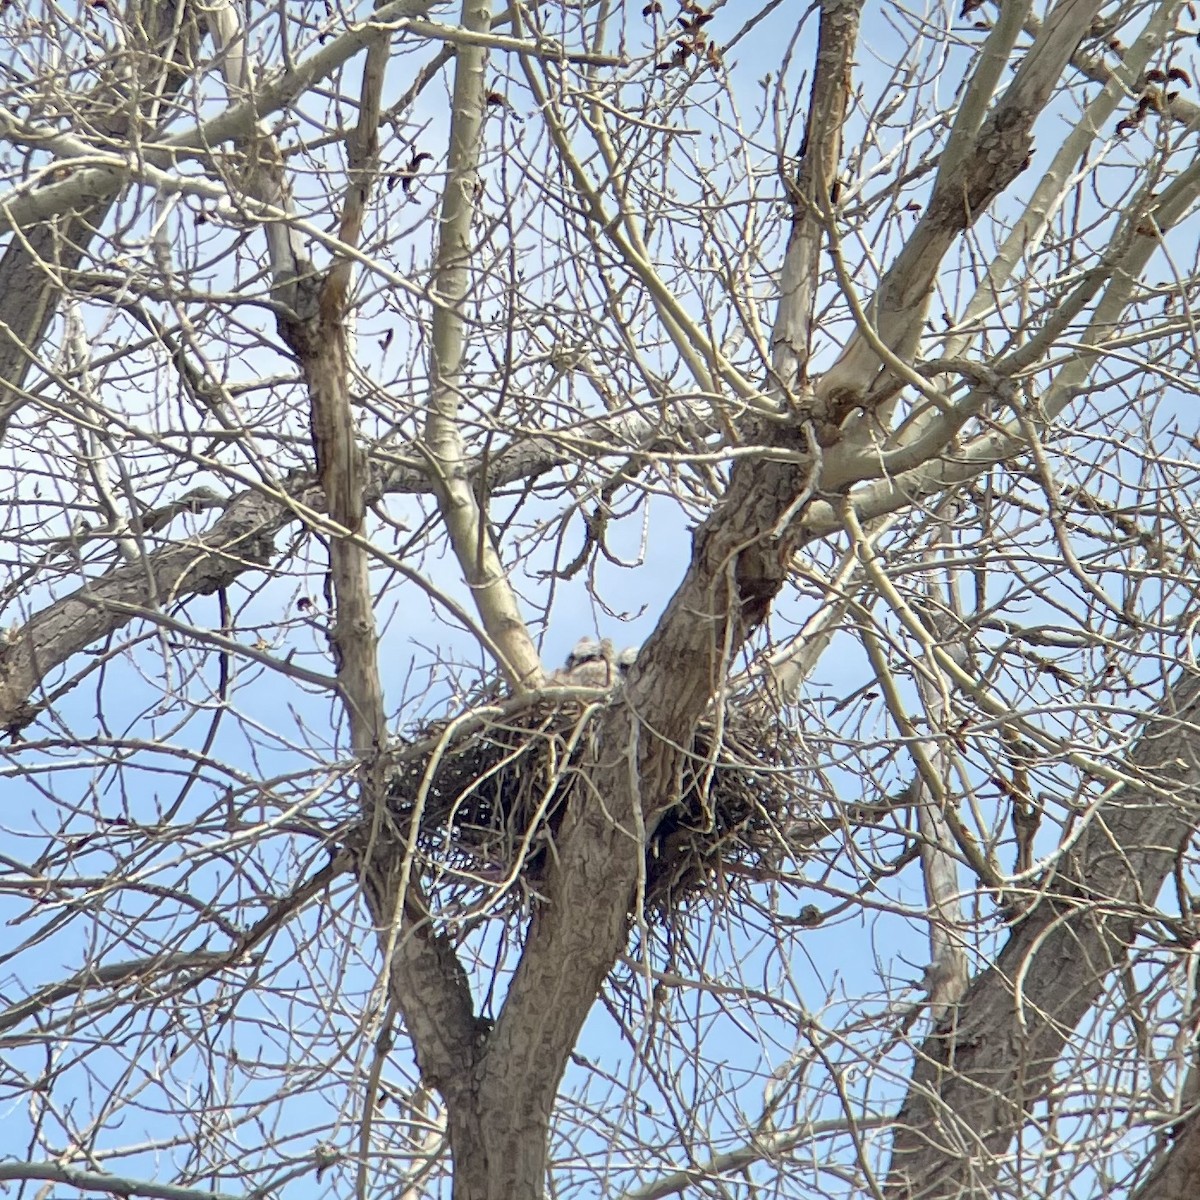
[
  {"x1": 0, "y1": 1164, "x2": 244, "y2": 1200},
  {"x1": 423, "y1": 0, "x2": 545, "y2": 690}
]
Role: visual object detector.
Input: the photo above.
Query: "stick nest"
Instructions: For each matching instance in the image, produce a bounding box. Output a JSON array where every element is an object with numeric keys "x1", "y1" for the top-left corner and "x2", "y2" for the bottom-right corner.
[{"x1": 386, "y1": 694, "x2": 813, "y2": 921}]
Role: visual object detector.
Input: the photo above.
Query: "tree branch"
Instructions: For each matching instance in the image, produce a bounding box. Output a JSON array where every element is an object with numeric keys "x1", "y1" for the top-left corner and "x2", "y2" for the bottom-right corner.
[
  {"x1": 422, "y1": 0, "x2": 544, "y2": 692},
  {"x1": 816, "y1": 0, "x2": 1107, "y2": 410},
  {"x1": 0, "y1": 950, "x2": 231, "y2": 1036},
  {"x1": 884, "y1": 669, "x2": 1200, "y2": 1199},
  {"x1": 0, "y1": 0, "x2": 201, "y2": 437},
  {"x1": 0, "y1": 1164, "x2": 243, "y2": 1200},
  {"x1": 0, "y1": 486, "x2": 291, "y2": 734}
]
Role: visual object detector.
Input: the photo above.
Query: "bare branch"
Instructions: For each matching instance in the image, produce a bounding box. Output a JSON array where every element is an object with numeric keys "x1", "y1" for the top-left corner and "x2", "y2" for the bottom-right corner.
[
  {"x1": 884, "y1": 670, "x2": 1200, "y2": 1199},
  {"x1": 0, "y1": 950, "x2": 231, "y2": 1035},
  {"x1": 817, "y1": 0, "x2": 1107, "y2": 411},
  {"x1": 0, "y1": 487, "x2": 292, "y2": 733},
  {"x1": 0, "y1": 1164, "x2": 244, "y2": 1200},
  {"x1": 423, "y1": 0, "x2": 544, "y2": 691}
]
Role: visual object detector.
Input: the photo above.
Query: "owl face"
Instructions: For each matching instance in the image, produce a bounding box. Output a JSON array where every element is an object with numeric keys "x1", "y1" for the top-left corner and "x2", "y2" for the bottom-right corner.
[
  {"x1": 548, "y1": 638, "x2": 638, "y2": 687},
  {"x1": 558, "y1": 637, "x2": 615, "y2": 686}
]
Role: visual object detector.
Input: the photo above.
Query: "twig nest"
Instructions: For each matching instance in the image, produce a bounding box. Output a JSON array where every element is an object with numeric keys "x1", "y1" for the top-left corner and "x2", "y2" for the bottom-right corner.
[{"x1": 386, "y1": 688, "x2": 813, "y2": 922}]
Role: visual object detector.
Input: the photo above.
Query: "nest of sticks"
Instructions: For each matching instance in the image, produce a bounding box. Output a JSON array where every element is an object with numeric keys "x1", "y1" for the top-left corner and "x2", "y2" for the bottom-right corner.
[{"x1": 386, "y1": 692, "x2": 814, "y2": 920}]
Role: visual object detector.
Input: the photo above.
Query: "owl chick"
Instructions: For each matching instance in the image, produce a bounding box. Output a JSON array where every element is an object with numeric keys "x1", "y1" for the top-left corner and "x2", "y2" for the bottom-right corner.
[
  {"x1": 548, "y1": 638, "x2": 641, "y2": 687},
  {"x1": 550, "y1": 637, "x2": 617, "y2": 686}
]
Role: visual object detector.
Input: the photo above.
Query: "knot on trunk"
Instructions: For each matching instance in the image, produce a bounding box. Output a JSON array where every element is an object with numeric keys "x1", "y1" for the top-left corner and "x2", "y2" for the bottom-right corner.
[
  {"x1": 274, "y1": 268, "x2": 325, "y2": 358},
  {"x1": 928, "y1": 106, "x2": 1034, "y2": 229}
]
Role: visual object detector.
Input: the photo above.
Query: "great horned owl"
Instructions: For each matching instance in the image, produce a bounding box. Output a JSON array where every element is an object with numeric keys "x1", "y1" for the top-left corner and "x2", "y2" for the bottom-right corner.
[{"x1": 549, "y1": 638, "x2": 638, "y2": 687}]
